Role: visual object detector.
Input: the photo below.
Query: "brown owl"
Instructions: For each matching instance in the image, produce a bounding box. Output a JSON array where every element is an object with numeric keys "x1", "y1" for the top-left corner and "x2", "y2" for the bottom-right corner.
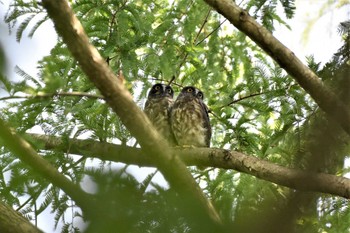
[
  {"x1": 170, "y1": 86, "x2": 211, "y2": 147},
  {"x1": 144, "y1": 83, "x2": 176, "y2": 145}
]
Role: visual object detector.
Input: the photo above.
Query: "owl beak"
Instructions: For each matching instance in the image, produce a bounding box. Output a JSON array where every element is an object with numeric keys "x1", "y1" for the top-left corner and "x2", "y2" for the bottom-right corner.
[{"x1": 164, "y1": 92, "x2": 173, "y2": 98}]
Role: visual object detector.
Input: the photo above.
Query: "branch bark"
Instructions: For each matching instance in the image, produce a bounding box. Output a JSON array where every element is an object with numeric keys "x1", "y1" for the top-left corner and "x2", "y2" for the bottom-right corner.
[
  {"x1": 29, "y1": 133, "x2": 350, "y2": 199},
  {"x1": 0, "y1": 201, "x2": 43, "y2": 233},
  {"x1": 203, "y1": 0, "x2": 350, "y2": 136},
  {"x1": 41, "y1": 0, "x2": 222, "y2": 228},
  {"x1": 0, "y1": 92, "x2": 104, "y2": 101}
]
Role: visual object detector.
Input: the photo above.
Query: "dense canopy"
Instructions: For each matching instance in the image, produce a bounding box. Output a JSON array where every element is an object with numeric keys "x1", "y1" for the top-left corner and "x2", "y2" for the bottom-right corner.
[{"x1": 0, "y1": 0, "x2": 349, "y2": 232}]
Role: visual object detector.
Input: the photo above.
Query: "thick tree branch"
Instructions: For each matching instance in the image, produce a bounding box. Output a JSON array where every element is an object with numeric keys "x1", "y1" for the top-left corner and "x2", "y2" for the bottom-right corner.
[
  {"x1": 29, "y1": 133, "x2": 350, "y2": 199},
  {"x1": 41, "y1": 0, "x2": 222, "y2": 228},
  {"x1": 0, "y1": 201, "x2": 43, "y2": 233},
  {"x1": 203, "y1": 0, "x2": 350, "y2": 136}
]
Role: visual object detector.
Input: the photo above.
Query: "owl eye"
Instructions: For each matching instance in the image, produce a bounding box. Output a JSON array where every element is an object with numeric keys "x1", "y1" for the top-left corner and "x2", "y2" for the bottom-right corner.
[
  {"x1": 154, "y1": 85, "x2": 161, "y2": 90},
  {"x1": 197, "y1": 92, "x2": 203, "y2": 99},
  {"x1": 167, "y1": 88, "x2": 172, "y2": 94},
  {"x1": 186, "y1": 88, "x2": 194, "y2": 93}
]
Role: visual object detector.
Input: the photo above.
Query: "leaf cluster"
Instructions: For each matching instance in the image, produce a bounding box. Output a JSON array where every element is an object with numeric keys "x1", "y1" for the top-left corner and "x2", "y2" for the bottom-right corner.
[{"x1": 0, "y1": 0, "x2": 349, "y2": 232}]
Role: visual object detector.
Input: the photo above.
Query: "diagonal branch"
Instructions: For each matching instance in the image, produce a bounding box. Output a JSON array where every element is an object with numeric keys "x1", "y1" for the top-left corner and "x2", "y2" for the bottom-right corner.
[
  {"x1": 0, "y1": 200, "x2": 43, "y2": 233},
  {"x1": 29, "y1": 133, "x2": 350, "y2": 199},
  {"x1": 193, "y1": 8, "x2": 212, "y2": 45},
  {"x1": 0, "y1": 119, "x2": 94, "y2": 212},
  {"x1": 195, "y1": 19, "x2": 226, "y2": 46},
  {"x1": 41, "y1": 0, "x2": 222, "y2": 228},
  {"x1": 203, "y1": 0, "x2": 350, "y2": 136}
]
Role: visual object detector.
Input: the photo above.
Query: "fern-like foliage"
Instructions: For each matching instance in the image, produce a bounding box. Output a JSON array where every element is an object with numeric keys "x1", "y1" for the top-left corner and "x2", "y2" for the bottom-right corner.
[
  {"x1": 246, "y1": 0, "x2": 295, "y2": 30},
  {"x1": 0, "y1": 0, "x2": 349, "y2": 232},
  {"x1": 5, "y1": 1, "x2": 48, "y2": 42}
]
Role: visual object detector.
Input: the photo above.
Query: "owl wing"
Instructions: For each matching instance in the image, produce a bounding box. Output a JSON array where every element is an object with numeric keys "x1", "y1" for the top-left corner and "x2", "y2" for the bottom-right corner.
[
  {"x1": 200, "y1": 100, "x2": 211, "y2": 147},
  {"x1": 144, "y1": 98, "x2": 154, "y2": 120}
]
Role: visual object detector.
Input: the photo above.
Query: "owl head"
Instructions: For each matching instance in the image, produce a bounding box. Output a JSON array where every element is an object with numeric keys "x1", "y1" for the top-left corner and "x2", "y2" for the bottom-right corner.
[
  {"x1": 147, "y1": 83, "x2": 174, "y2": 99},
  {"x1": 179, "y1": 86, "x2": 204, "y2": 100}
]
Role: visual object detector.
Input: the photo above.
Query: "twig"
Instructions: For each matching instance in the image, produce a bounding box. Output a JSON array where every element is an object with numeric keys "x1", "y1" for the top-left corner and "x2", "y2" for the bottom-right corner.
[
  {"x1": 207, "y1": 107, "x2": 221, "y2": 120},
  {"x1": 218, "y1": 84, "x2": 298, "y2": 109},
  {"x1": 106, "y1": 0, "x2": 128, "y2": 64},
  {"x1": 223, "y1": 92, "x2": 267, "y2": 108},
  {"x1": 0, "y1": 92, "x2": 104, "y2": 101},
  {"x1": 193, "y1": 8, "x2": 212, "y2": 45},
  {"x1": 169, "y1": 7, "x2": 211, "y2": 85},
  {"x1": 151, "y1": 77, "x2": 183, "y2": 88},
  {"x1": 168, "y1": 52, "x2": 189, "y2": 85},
  {"x1": 236, "y1": 0, "x2": 245, "y2": 6},
  {"x1": 195, "y1": 19, "x2": 227, "y2": 46},
  {"x1": 16, "y1": 191, "x2": 41, "y2": 212}
]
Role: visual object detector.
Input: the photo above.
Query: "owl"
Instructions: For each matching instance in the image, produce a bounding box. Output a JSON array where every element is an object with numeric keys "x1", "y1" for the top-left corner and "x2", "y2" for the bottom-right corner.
[
  {"x1": 144, "y1": 83, "x2": 176, "y2": 145},
  {"x1": 170, "y1": 86, "x2": 211, "y2": 147}
]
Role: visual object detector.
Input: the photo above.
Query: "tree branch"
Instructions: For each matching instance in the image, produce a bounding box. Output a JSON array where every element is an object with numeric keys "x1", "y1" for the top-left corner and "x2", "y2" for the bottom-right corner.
[
  {"x1": 41, "y1": 0, "x2": 222, "y2": 228},
  {"x1": 29, "y1": 133, "x2": 350, "y2": 199},
  {"x1": 0, "y1": 201, "x2": 43, "y2": 233},
  {"x1": 0, "y1": 119, "x2": 94, "y2": 214},
  {"x1": 0, "y1": 92, "x2": 104, "y2": 101},
  {"x1": 203, "y1": 0, "x2": 350, "y2": 136},
  {"x1": 193, "y1": 8, "x2": 212, "y2": 45},
  {"x1": 221, "y1": 91, "x2": 268, "y2": 108},
  {"x1": 218, "y1": 84, "x2": 297, "y2": 109},
  {"x1": 195, "y1": 19, "x2": 226, "y2": 46}
]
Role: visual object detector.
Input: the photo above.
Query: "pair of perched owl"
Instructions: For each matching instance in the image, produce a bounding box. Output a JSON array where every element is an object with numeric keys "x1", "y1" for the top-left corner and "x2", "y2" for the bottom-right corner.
[{"x1": 144, "y1": 83, "x2": 211, "y2": 148}]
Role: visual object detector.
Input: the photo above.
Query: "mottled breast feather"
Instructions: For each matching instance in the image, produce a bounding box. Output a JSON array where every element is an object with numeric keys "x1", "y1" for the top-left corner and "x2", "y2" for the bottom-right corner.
[
  {"x1": 171, "y1": 88, "x2": 211, "y2": 147},
  {"x1": 144, "y1": 85, "x2": 175, "y2": 145}
]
